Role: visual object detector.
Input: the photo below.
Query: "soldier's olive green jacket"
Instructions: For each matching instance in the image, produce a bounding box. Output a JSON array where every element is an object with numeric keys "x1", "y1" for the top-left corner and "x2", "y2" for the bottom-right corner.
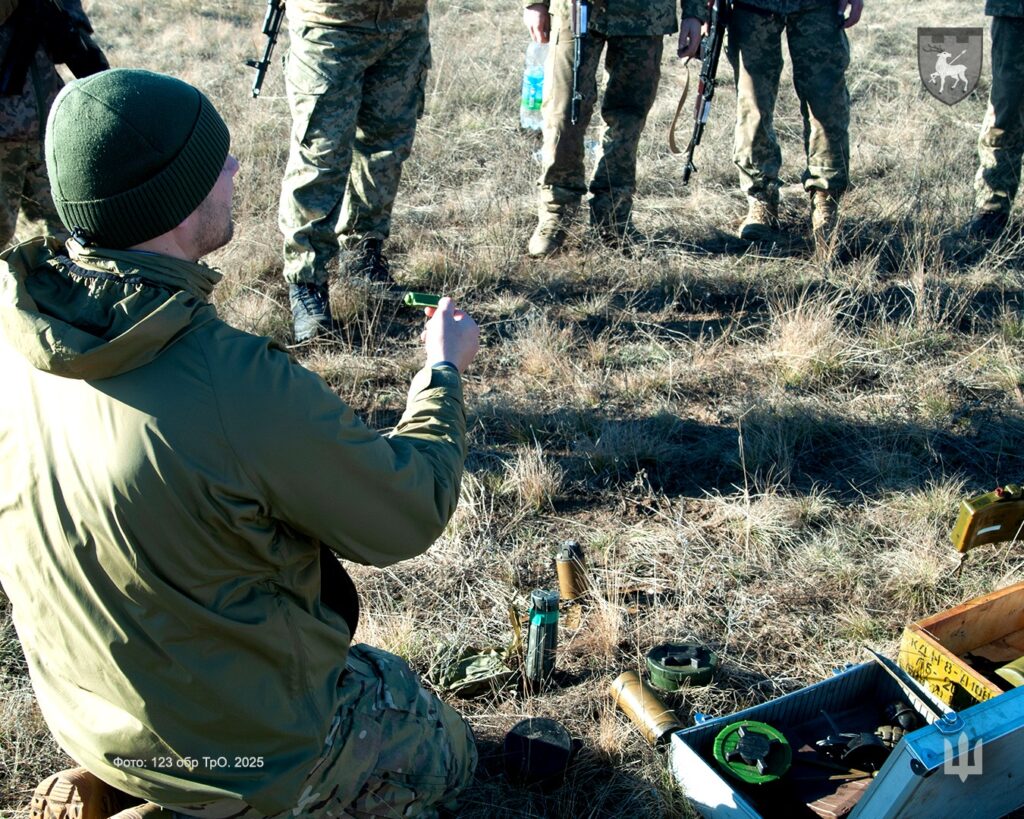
[
  {"x1": 523, "y1": 0, "x2": 709, "y2": 36},
  {"x1": 986, "y1": 0, "x2": 1024, "y2": 16},
  {"x1": 287, "y1": 0, "x2": 427, "y2": 27},
  {"x1": 0, "y1": 238, "x2": 467, "y2": 811}
]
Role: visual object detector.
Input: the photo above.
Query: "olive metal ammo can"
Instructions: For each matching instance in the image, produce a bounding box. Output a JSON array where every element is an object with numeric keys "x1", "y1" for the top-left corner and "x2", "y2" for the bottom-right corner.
[
  {"x1": 525, "y1": 589, "x2": 560, "y2": 689},
  {"x1": 610, "y1": 670, "x2": 683, "y2": 745}
]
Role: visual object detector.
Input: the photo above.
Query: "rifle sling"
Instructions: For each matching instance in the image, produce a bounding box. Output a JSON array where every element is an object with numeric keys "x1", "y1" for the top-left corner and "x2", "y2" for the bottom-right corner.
[{"x1": 667, "y1": 58, "x2": 692, "y2": 155}]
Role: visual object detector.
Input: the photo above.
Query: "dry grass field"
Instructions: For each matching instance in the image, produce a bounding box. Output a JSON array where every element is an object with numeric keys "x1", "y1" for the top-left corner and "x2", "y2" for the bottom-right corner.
[{"x1": 3, "y1": 0, "x2": 1024, "y2": 816}]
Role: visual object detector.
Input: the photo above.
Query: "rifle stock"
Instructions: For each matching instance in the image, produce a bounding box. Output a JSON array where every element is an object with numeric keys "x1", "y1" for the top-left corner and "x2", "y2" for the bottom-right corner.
[
  {"x1": 682, "y1": 0, "x2": 732, "y2": 185},
  {"x1": 246, "y1": 0, "x2": 285, "y2": 98}
]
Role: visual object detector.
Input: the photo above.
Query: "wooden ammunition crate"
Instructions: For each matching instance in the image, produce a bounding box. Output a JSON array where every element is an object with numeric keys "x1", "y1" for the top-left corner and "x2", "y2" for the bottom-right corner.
[{"x1": 898, "y1": 581, "x2": 1024, "y2": 708}]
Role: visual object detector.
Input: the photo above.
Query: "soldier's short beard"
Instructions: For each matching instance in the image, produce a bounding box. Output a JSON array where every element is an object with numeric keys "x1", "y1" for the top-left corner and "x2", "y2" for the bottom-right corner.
[{"x1": 191, "y1": 194, "x2": 234, "y2": 259}]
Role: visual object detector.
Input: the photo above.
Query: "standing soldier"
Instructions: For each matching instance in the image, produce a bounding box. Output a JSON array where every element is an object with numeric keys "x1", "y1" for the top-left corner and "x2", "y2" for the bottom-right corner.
[
  {"x1": 523, "y1": 0, "x2": 705, "y2": 257},
  {"x1": 724, "y1": 0, "x2": 862, "y2": 247},
  {"x1": 966, "y1": 0, "x2": 1024, "y2": 241},
  {"x1": 0, "y1": 0, "x2": 106, "y2": 249},
  {"x1": 280, "y1": 0, "x2": 431, "y2": 342}
]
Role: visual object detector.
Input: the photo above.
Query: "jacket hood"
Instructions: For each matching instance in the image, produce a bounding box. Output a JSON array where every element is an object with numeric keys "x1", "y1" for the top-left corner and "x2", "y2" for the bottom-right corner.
[{"x1": 0, "y1": 236, "x2": 221, "y2": 379}]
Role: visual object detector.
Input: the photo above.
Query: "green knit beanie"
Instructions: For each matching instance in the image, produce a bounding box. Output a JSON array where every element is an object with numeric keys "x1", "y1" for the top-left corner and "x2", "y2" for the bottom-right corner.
[{"x1": 45, "y1": 68, "x2": 230, "y2": 248}]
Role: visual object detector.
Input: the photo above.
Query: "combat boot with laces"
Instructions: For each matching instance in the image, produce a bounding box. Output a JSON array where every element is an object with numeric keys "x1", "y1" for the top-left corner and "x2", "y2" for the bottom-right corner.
[
  {"x1": 810, "y1": 190, "x2": 841, "y2": 247},
  {"x1": 289, "y1": 281, "x2": 333, "y2": 343},
  {"x1": 345, "y1": 238, "x2": 395, "y2": 285},
  {"x1": 738, "y1": 195, "x2": 780, "y2": 242},
  {"x1": 528, "y1": 206, "x2": 576, "y2": 257},
  {"x1": 31, "y1": 768, "x2": 137, "y2": 819}
]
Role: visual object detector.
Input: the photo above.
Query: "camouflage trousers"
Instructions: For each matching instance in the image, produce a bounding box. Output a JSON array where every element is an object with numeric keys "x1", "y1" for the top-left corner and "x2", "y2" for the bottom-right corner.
[
  {"x1": 279, "y1": 17, "x2": 431, "y2": 285},
  {"x1": 538, "y1": 15, "x2": 663, "y2": 219},
  {"x1": 167, "y1": 644, "x2": 477, "y2": 818},
  {"x1": 975, "y1": 15, "x2": 1024, "y2": 214},
  {"x1": 726, "y1": 2, "x2": 851, "y2": 200},
  {"x1": 0, "y1": 139, "x2": 66, "y2": 249}
]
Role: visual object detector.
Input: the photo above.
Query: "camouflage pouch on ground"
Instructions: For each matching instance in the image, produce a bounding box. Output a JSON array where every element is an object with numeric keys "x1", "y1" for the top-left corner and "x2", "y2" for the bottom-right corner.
[{"x1": 427, "y1": 644, "x2": 515, "y2": 698}]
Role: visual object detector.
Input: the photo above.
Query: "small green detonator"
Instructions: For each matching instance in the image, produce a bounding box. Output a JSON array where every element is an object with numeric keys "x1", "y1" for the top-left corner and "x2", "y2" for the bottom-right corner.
[
  {"x1": 525, "y1": 589, "x2": 560, "y2": 690},
  {"x1": 403, "y1": 291, "x2": 441, "y2": 308}
]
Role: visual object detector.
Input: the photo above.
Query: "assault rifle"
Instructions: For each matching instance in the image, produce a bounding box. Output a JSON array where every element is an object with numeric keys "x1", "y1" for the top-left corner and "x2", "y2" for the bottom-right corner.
[
  {"x1": 0, "y1": 0, "x2": 108, "y2": 97},
  {"x1": 570, "y1": 0, "x2": 588, "y2": 124},
  {"x1": 681, "y1": 0, "x2": 731, "y2": 185},
  {"x1": 246, "y1": 0, "x2": 285, "y2": 98}
]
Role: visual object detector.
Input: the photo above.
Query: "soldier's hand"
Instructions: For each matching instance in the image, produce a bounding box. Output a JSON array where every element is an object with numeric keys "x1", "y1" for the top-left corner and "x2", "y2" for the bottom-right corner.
[
  {"x1": 422, "y1": 297, "x2": 480, "y2": 374},
  {"x1": 523, "y1": 4, "x2": 551, "y2": 44},
  {"x1": 0, "y1": 0, "x2": 19, "y2": 25},
  {"x1": 678, "y1": 17, "x2": 702, "y2": 59},
  {"x1": 837, "y1": 0, "x2": 863, "y2": 29}
]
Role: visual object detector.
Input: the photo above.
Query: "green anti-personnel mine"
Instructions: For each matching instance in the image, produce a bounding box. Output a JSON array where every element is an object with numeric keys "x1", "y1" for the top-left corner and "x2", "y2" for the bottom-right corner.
[
  {"x1": 646, "y1": 643, "x2": 719, "y2": 691},
  {"x1": 713, "y1": 720, "x2": 792, "y2": 785},
  {"x1": 402, "y1": 291, "x2": 441, "y2": 308}
]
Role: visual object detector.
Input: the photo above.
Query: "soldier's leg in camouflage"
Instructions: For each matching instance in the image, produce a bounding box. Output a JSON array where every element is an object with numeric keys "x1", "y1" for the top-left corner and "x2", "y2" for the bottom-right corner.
[
  {"x1": 21, "y1": 142, "x2": 68, "y2": 241},
  {"x1": 0, "y1": 141, "x2": 28, "y2": 248},
  {"x1": 530, "y1": 16, "x2": 604, "y2": 257},
  {"x1": 339, "y1": 16, "x2": 431, "y2": 283},
  {"x1": 589, "y1": 34, "x2": 663, "y2": 254},
  {"x1": 969, "y1": 15, "x2": 1024, "y2": 241},
  {"x1": 278, "y1": 22, "x2": 369, "y2": 341},
  {"x1": 786, "y1": 3, "x2": 850, "y2": 247},
  {"x1": 727, "y1": 7, "x2": 785, "y2": 241},
  {"x1": 295, "y1": 644, "x2": 478, "y2": 817}
]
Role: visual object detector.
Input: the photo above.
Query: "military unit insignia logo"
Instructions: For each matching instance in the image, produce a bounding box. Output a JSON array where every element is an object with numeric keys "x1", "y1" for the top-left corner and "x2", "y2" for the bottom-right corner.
[{"x1": 918, "y1": 27, "x2": 983, "y2": 105}]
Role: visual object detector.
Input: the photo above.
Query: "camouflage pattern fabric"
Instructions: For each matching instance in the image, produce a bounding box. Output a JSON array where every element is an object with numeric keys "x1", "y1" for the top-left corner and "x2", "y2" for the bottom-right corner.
[
  {"x1": 731, "y1": 0, "x2": 835, "y2": 16},
  {"x1": 286, "y1": 0, "x2": 426, "y2": 29},
  {"x1": 0, "y1": 140, "x2": 66, "y2": 248},
  {"x1": 726, "y1": 1, "x2": 851, "y2": 199},
  {"x1": 975, "y1": 15, "x2": 1024, "y2": 213},
  {"x1": 1, "y1": 0, "x2": 90, "y2": 244},
  {"x1": 521, "y1": 0, "x2": 709, "y2": 35},
  {"x1": 278, "y1": 15, "x2": 430, "y2": 286},
  {"x1": 166, "y1": 645, "x2": 477, "y2": 818},
  {"x1": 537, "y1": 13, "x2": 663, "y2": 219},
  {"x1": 986, "y1": 1, "x2": 1024, "y2": 17}
]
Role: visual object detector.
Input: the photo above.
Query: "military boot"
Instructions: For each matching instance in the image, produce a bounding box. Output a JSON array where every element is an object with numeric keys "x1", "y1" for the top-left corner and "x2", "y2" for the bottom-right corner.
[
  {"x1": 964, "y1": 210, "x2": 1009, "y2": 242},
  {"x1": 31, "y1": 768, "x2": 137, "y2": 819},
  {"x1": 528, "y1": 207, "x2": 575, "y2": 257},
  {"x1": 289, "y1": 281, "x2": 333, "y2": 343},
  {"x1": 810, "y1": 190, "x2": 841, "y2": 247},
  {"x1": 344, "y1": 238, "x2": 395, "y2": 285},
  {"x1": 590, "y1": 196, "x2": 646, "y2": 255},
  {"x1": 739, "y1": 195, "x2": 780, "y2": 242}
]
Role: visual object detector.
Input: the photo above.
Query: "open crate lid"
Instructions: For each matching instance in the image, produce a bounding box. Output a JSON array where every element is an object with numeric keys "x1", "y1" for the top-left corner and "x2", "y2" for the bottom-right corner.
[{"x1": 862, "y1": 647, "x2": 953, "y2": 727}]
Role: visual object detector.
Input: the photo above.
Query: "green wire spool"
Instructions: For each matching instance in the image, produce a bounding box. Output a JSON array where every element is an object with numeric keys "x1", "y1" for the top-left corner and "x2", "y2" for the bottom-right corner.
[
  {"x1": 712, "y1": 720, "x2": 792, "y2": 785},
  {"x1": 645, "y1": 643, "x2": 719, "y2": 691}
]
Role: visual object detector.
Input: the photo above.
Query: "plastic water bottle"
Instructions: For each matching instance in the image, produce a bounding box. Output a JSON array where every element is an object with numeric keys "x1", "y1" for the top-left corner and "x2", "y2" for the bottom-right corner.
[{"x1": 520, "y1": 41, "x2": 548, "y2": 131}]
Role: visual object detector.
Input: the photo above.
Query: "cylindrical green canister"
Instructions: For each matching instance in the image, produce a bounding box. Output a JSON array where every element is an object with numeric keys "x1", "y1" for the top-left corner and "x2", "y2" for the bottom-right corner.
[{"x1": 525, "y1": 589, "x2": 560, "y2": 690}]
